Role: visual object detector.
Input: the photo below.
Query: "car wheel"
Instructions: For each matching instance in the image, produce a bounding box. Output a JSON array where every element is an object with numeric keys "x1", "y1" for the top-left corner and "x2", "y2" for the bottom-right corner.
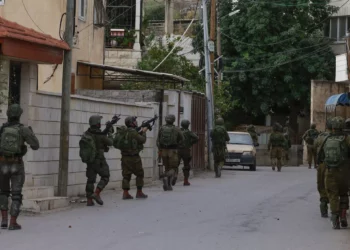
[{"x1": 250, "y1": 161, "x2": 257, "y2": 171}]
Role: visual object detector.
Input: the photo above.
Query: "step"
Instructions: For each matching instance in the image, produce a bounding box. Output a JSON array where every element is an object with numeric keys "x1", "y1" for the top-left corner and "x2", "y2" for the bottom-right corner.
[
  {"x1": 22, "y1": 197, "x2": 70, "y2": 213},
  {"x1": 22, "y1": 186, "x2": 54, "y2": 200},
  {"x1": 24, "y1": 173, "x2": 34, "y2": 187}
]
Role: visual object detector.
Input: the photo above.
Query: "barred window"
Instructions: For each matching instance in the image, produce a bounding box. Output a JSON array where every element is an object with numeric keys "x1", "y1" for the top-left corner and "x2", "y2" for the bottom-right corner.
[{"x1": 106, "y1": 0, "x2": 136, "y2": 29}]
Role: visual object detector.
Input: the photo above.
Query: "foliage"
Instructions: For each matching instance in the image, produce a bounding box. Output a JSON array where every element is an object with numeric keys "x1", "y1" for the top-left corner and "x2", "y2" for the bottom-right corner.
[
  {"x1": 219, "y1": 0, "x2": 338, "y2": 116},
  {"x1": 144, "y1": 4, "x2": 165, "y2": 21}
]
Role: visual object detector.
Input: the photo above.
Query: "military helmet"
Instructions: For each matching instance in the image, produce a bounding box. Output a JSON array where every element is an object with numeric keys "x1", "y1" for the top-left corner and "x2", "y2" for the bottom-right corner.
[
  {"x1": 310, "y1": 123, "x2": 316, "y2": 129},
  {"x1": 165, "y1": 114, "x2": 176, "y2": 124},
  {"x1": 181, "y1": 119, "x2": 190, "y2": 129},
  {"x1": 89, "y1": 115, "x2": 102, "y2": 126},
  {"x1": 326, "y1": 118, "x2": 333, "y2": 130},
  {"x1": 216, "y1": 117, "x2": 224, "y2": 125},
  {"x1": 6, "y1": 104, "x2": 23, "y2": 119},
  {"x1": 332, "y1": 116, "x2": 345, "y2": 130},
  {"x1": 272, "y1": 122, "x2": 281, "y2": 132},
  {"x1": 125, "y1": 116, "x2": 137, "y2": 127}
]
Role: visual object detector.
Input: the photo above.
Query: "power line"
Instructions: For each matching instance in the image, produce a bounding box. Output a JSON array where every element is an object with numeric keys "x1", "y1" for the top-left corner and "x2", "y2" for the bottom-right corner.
[
  {"x1": 223, "y1": 45, "x2": 332, "y2": 73},
  {"x1": 22, "y1": 0, "x2": 45, "y2": 33}
]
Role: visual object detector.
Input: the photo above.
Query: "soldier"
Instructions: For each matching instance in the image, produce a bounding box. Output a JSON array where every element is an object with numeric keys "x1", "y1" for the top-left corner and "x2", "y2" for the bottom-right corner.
[
  {"x1": 157, "y1": 114, "x2": 184, "y2": 191},
  {"x1": 268, "y1": 123, "x2": 286, "y2": 172},
  {"x1": 176, "y1": 119, "x2": 199, "y2": 186},
  {"x1": 319, "y1": 116, "x2": 350, "y2": 229},
  {"x1": 0, "y1": 104, "x2": 39, "y2": 230},
  {"x1": 246, "y1": 125, "x2": 260, "y2": 146},
  {"x1": 314, "y1": 118, "x2": 332, "y2": 218},
  {"x1": 210, "y1": 118, "x2": 230, "y2": 178},
  {"x1": 283, "y1": 121, "x2": 291, "y2": 163},
  {"x1": 113, "y1": 116, "x2": 148, "y2": 199},
  {"x1": 302, "y1": 123, "x2": 319, "y2": 169},
  {"x1": 80, "y1": 115, "x2": 113, "y2": 206}
]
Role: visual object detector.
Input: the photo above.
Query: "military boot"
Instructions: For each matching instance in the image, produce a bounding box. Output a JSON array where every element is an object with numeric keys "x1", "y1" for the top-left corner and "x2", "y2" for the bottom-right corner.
[
  {"x1": 167, "y1": 177, "x2": 173, "y2": 191},
  {"x1": 86, "y1": 198, "x2": 95, "y2": 207},
  {"x1": 122, "y1": 190, "x2": 134, "y2": 200},
  {"x1": 91, "y1": 187, "x2": 104, "y2": 205},
  {"x1": 184, "y1": 178, "x2": 191, "y2": 186},
  {"x1": 163, "y1": 177, "x2": 169, "y2": 191},
  {"x1": 272, "y1": 166, "x2": 275, "y2": 171},
  {"x1": 136, "y1": 189, "x2": 148, "y2": 199},
  {"x1": 340, "y1": 209, "x2": 348, "y2": 228},
  {"x1": 331, "y1": 214, "x2": 340, "y2": 229},
  {"x1": 171, "y1": 177, "x2": 177, "y2": 186},
  {"x1": 308, "y1": 164, "x2": 311, "y2": 169},
  {"x1": 1, "y1": 210, "x2": 8, "y2": 229},
  {"x1": 8, "y1": 216, "x2": 21, "y2": 230},
  {"x1": 320, "y1": 202, "x2": 328, "y2": 218}
]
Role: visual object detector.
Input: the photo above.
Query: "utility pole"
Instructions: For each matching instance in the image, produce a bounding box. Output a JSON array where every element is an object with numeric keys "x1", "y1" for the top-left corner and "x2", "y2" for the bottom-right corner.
[
  {"x1": 58, "y1": 0, "x2": 74, "y2": 196},
  {"x1": 209, "y1": 0, "x2": 216, "y2": 89},
  {"x1": 216, "y1": 1, "x2": 222, "y2": 85},
  {"x1": 202, "y1": 0, "x2": 214, "y2": 170},
  {"x1": 165, "y1": 0, "x2": 174, "y2": 35}
]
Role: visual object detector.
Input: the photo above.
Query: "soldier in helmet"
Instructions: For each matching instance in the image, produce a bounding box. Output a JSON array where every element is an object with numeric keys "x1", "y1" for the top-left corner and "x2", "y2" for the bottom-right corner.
[
  {"x1": 319, "y1": 116, "x2": 350, "y2": 229},
  {"x1": 175, "y1": 119, "x2": 199, "y2": 186},
  {"x1": 81, "y1": 115, "x2": 113, "y2": 206},
  {"x1": 268, "y1": 123, "x2": 286, "y2": 172},
  {"x1": 246, "y1": 125, "x2": 260, "y2": 146},
  {"x1": 302, "y1": 123, "x2": 319, "y2": 169},
  {"x1": 210, "y1": 117, "x2": 230, "y2": 178},
  {"x1": 113, "y1": 116, "x2": 148, "y2": 199},
  {"x1": 314, "y1": 118, "x2": 333, "y2": 218},
  {"x1": 0, "y1": 104, "x2": 39, "y2": 230},
  {"x1": 157, "y1": 114, "x2": 184, "y2": 191}
]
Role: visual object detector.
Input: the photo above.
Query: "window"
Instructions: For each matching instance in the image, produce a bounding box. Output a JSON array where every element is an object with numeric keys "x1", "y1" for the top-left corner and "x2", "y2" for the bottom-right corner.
[
  {"x1": 79, "y1": 0, "x2": 87, "y2": 21},
  {"x1": 0, "y1": 0, "x2": 4, "y2": 6},
  {"x1": 106, "y1": 0, "x2": 136, "y2": 30},
  {"x1": 327, "y1": 16, "x2": 350, "y2": 42},
  {"x1": 94, "y1": 0, "x2": 106, "y2": 27}
]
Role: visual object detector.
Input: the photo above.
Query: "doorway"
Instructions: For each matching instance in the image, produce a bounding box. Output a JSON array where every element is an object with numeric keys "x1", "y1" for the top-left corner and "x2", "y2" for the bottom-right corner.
[{"x1": 9, "y1": 61, "x2": 21, "y2": 105}]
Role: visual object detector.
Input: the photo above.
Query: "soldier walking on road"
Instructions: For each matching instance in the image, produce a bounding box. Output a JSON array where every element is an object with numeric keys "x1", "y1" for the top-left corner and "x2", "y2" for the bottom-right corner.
[
  {"x1": 246, "y1": 125, "x2": 260, "y2": 146},
  {"x1": 157, "y1": 115, "x2": 184, "y2": 191},
  {"x1": 175, "y1": 119, "x2": 199, "y2": 186},
  {"x1": 79, "y1": 115, "x2": 113, "y2": 206},
  {"x1": 210, "y1": 118, "x2": 230, "y2": 178},
  {"x1": 303, "y1": 123, "x2": 319, "y2": 169},
  {"x1": 113, "y1": 116, "x2": 148, "y2": 199},
  {"x1": 319, "y1": 116, "x2": 350, "y2": 229},
  {"x1": 0, "y1": 104, "x2": 39, "y2": 230},
  {"x1": 314, "y1": 118, "x2": 332, "y2": 218},
  {"x1": 268, "y1": 123, "x2": 286, "y2": 172}
]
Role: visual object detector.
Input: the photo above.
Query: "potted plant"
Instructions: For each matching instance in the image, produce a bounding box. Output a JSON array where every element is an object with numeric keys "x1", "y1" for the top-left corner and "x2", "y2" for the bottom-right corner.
[{"x1": 123, "y1": 29, "x2": 137, "y2": 49}]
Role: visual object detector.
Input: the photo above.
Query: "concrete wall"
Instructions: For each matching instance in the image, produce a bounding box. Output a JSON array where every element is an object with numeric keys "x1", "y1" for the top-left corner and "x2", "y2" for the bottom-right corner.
[
  {"x1": 0, "y1": 0, "x2": 105, "y2": 93},
  {"x1": 19, "y1": 63, "x2": 158, "y2": 197},
  {"x1": 104, "y1": 49, "x2": 142, "y2": 69},
  {"x1": 256, "y1": 145, "x2": 303, "y2": 167}
]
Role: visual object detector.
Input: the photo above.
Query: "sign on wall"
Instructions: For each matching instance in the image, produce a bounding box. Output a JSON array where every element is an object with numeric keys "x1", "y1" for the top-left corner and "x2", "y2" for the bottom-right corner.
[{"x1": 336, "y1": 53, "x2": 348, "y2": 82}]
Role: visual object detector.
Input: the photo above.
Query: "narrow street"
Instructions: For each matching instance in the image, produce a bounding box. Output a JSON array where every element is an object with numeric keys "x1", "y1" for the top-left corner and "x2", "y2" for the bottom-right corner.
[{"x1": 1, "y1": 167, "x2": 349, "y2": 250}]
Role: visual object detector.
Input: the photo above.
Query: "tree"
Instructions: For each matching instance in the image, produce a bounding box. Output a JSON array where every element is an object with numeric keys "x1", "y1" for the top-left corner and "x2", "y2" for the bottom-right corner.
[{"x1": 219, "y1": 0, "x2": 338, "y2": 122}]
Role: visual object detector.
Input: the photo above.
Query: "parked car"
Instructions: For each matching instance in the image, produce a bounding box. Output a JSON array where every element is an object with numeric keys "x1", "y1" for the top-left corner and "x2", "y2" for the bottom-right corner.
[{"x1": 225, "y1": 131, "x2": 257, "y2": 171}]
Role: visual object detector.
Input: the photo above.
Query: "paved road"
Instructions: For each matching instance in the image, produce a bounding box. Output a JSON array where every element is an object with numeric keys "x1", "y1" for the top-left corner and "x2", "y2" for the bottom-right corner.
[{"x1": 1, "y1": 167, "x2": 349, "y2": 250}]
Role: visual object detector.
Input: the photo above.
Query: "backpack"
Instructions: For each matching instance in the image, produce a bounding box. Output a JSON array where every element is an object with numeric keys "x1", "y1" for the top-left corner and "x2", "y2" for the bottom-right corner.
[
  {"x1": 79, "y1": 132, "x2": 97, "y2": 164},
  {"x1": 182, "y1": 130, "x2": 197, "y2": 148},
  {"x1": 159, "y1": 125, "x2": 177, "y2": 147},
  {"x1": 323, "y1": 135, "x2": 348, "y2": 168},
  {"x1": 113, "y1": 126, "x2": 132, "y2": 150},
  {"x1": 211, "y1": 126, "x2": 227, "y2": 146},
  {"x1": 306, "y1": 129, "x2": 318, "y2": 144},
  {"x1": 270, "y1": 133, "x2": 284, "y2": 147},
  {"x1": 0, "y1": 125, "x2": 23, "y2": 156}
]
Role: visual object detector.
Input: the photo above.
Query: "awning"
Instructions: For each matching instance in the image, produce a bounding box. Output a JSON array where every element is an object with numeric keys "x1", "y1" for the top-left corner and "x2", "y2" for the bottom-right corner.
[
  {"x1": 76, "y1": 61, "x2": 189, "y2": 86},
  {"x1": 325, "y1": 93, "x2": 350, "y2": 111},
  {"x1": 0, "y1": 17, "x2": 69, "y2": 64}
]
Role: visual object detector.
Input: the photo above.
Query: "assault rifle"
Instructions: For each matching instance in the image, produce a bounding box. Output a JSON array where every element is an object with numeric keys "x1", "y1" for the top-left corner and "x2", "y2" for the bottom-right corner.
[
  {"x1": 136, "y1": 115, "x2": 159, "y2": 132},
  {"x1": 102, "y1": 114, "x2": 121, "y2": 134}
]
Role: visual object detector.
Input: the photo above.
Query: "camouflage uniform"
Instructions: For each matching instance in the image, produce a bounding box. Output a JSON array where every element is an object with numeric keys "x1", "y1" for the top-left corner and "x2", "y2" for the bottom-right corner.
[
  {"x1": 84, "y1": 115, "x2": 113, "y2": 206},
  {"x1": 320, "y1": 117, "x2": 350, "y2": 229},
  {"x1": 282, "y1": 122, "x2": 291, "y2": 164},
  {"x1": 246, "y1": 125, "x2": 259, "y2": 146},
  {"x1": 268, "y1": 123, "x2": 286, "y2": 172},
  {"x1": 114, "y1": 116, "x2": 148, "y2": 200},
  {"x1": 157, "y1": 115, "x2": 184, "y2": 191},
  {"x1": 314, "y1": 118, "x2": 332, "y2": 218},
  {"x1": 176, "y1": 119, "x2": 199, "y2": 186},
  {"x1": 0, "y1": 104, "x2": 39, "y2": 230},
  {"x1": 210, "y1": 118, "x2": 230, "y2": 178},
  {"x1": 302, "y1": 124, "x2": 319, "y2": 169}
]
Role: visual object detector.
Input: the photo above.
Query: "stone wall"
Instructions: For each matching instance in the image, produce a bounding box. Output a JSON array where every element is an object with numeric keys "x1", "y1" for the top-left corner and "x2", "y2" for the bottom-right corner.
[
  {"x1": 20, "y1": 63, "x2": 158, "y2": 197},
  {"x1": 104, "y1": 49, "x2": 142, "y2": 69}
]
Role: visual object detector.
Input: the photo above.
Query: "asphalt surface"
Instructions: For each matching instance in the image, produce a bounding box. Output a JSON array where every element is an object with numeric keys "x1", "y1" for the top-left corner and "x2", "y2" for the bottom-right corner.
[{"x1": 1, "y1": 166, "x2": 349, "y2": 250}]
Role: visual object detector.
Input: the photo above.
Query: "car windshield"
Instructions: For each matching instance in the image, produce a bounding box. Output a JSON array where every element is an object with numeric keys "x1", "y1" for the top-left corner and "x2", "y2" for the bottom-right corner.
[{"x1": 228, "y1": 133, "x2": 253, "y2": 145}]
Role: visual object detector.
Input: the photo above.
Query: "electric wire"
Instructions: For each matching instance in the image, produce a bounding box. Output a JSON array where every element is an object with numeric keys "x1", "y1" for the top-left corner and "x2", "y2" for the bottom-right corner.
[{"x1": 21, "y1": 0, "x2": 45, "y2": 33}]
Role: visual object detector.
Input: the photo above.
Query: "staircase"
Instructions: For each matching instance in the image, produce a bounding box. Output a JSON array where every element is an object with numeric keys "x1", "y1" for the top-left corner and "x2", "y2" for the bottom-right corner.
[{"x1": 21, "y1": 173, "x2": 70, "y2": 213}]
